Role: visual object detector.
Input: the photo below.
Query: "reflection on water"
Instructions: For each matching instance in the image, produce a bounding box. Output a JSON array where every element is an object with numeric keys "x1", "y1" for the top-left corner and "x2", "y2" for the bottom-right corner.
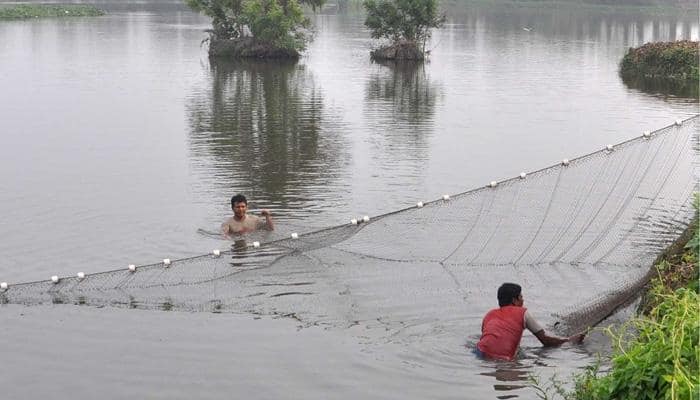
[
  {"x1": 363, "y1": 60, "x2": 441, "y2": 180},
  {"x1": 479, "y1": 364, "x2": 531, "y2": 398},
  {"x1": 186, "y1": 59, "x2": 350, "y2": 221},
  {"x1": 366, "y1": 60, "x2": 440, "y2": 127},
  {"x1": 442, "y1": 2, "x2": 698, "y2": 46}
]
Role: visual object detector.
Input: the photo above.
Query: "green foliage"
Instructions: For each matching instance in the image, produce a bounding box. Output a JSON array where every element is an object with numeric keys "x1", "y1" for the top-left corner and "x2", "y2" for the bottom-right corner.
[
  {"x1": 363, "y1": 0, "x2": 445, "y2": 46},
  {"x1": 241, "y1": 0, "x2": 308, "y2": 50},
  {"x1": 184, "y1": 0, "x2": 245, "y2": 38},
  {"x1": 684, "y1": 193, "x2": 700, "y2": 260},
  {"x1": 573, "y1": 287, "x2": 699, "y2": 400},
  {"x1": 531, "y1": 193, "x2": 700, "y2": 400},
  {"x1": 0, "y1": 4, "x2": 103, "y2": 19},
  {"x1": 185, "y1": 0, "x2": 321, "y2": 52},
  {"x1": 620, "y1": 41, "x2": 699, "y2": 81}
]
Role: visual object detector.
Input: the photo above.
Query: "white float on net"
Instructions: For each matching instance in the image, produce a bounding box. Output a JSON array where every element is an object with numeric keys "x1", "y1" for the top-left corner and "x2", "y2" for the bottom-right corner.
[
  {"x1": 362, "y1": 216, "x2": 370, "y2": 223},
  {"x1": 675, "y1": 119, "x2": 683, "y2": 126},
  {"x1": 351, "y1": 218, "x2": 358, "y2": 225},
  {"x1": 212, "y1": 249, "x2": 221, "y2": 257},
  {"x1": 643, "y1": 130, "x2": 651, "y2": 138},
  {"x1": 606, "y1": 144, "x2": 614, "y2": 151},
  {"x1": 442, "y1": 194, "x2": 450, "y2": 201},
  {"x1": 253, "y1": 241, "x2": 261, "y2": 248},
  {"x1": 416, "y1": 201, "x2": 424, "y2": 208},
  {"x1": 51, "y1": 276, "x2": 59, "y2": 284},
  {"x1": 128, "y1": 264, "x2": 136, "y2": 272},
  {"x1": 77, "y1": 272, "x2": 85, "y2": 280},
  {"x1": 163, "y1": 258, "x2": 171, "y2": 267},
  {"x1": 291, "y1": 233, "x2": 299, "y2": 239},
  {"x1": 519, "y1": 172, "x2": 527, "y2": 179},
  {"x1": 1, "y1": 282, "x2": 7, "y2": 291},
  {"x1": 489, "y1": 181, "x2": 497, "y2": 188},
  {"x1": 562, "y1": 159, "x2": 570, "y2": 166}
]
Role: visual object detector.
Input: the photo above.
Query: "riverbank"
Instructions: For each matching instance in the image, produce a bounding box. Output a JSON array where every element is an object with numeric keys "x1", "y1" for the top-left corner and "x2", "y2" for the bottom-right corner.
[
  {"x1": 570, "y1": 197, "x2": 699, "y2": 400},
  {"x1": 0, "y1": 4, "x2": 104, "y2": 19}
]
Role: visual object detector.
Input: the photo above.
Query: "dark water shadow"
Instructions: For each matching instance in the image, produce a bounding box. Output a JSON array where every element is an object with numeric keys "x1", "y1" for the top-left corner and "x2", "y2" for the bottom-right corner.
[
  {"x1": 621, "y1": 73, "x2": 699, "y2": 100},
  {"x1": 479, "y1": 363, "x2": 531, "y2": 399},
  {"x1": 363, "y1": 60, "x2": 442, "y2": 174}
]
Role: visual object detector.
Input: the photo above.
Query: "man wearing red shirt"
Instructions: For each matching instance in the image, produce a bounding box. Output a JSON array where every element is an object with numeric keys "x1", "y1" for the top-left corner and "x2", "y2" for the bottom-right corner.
[{"x1": 477, "y1": 283, "x2": 585, "y2": 361}]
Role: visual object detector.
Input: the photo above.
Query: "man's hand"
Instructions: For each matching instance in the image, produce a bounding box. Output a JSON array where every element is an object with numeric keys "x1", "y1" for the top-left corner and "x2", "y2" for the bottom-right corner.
[
  {"x1": 568, "y1": 333, "x2": 585, "y2": 344},
  {"x1": 260, "y1": 209, "x2": 274, "y2": 231},
  {"x1": 221, "y1": 223, "x2": 231, "y2": 239}
]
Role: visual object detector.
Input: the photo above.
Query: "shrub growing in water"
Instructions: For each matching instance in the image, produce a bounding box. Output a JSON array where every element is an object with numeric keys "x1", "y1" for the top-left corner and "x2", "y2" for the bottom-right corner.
[
  {"x1": 363, "y1": 0, "x2": 445, "y2": 60},
  {"x1": 185, "y1": 0, "x2": 323, "y2": 57},
  {"x1": 620, "y1": 40, "x2": 699, "y2": 81}
]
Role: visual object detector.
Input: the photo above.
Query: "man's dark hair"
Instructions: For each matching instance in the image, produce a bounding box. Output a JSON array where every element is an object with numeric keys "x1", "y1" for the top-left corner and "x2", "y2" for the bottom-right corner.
[
  {"x1": 231, "y1": 194, "x2": 247, "y2": 208},
  {"x1": 497, "y1": 283, "x2": 522, "y2": 307}
]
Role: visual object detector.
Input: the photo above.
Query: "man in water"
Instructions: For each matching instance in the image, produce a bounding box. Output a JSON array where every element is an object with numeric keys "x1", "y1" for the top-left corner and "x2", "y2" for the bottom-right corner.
[
  {"x1": 476, "y1": 283, "x2": 585, "y2": 360},
  {"x1": 221, "y1": 194, "x2": 274, "y2": 238}
]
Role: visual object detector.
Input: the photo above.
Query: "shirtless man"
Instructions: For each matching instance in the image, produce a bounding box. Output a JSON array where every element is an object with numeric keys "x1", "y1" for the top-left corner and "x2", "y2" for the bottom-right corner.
[
  {"x1": 221, "y1": 194, "x2": 274, "y2": 238},
  {"x1": 476, "y1": 283, "x2": 585, "y2": 361}
]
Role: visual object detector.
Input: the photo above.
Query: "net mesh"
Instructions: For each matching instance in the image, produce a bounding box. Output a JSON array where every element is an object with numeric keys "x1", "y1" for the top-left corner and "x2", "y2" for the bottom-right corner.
[{"x1": 2, "y1": 117, "x2": 698, "y2": 335}]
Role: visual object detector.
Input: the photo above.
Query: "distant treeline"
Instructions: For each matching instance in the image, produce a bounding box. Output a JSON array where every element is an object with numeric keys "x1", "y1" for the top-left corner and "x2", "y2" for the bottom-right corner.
[
  {"x1": 331, "y1": 0, "x2": 698, "y2": 12},
  {"x1": 550, "y1": 0, "x2": 694, "y2": 4},
  {"x1": 0, "y1": 4, "x2": 104, "y2": 19}
]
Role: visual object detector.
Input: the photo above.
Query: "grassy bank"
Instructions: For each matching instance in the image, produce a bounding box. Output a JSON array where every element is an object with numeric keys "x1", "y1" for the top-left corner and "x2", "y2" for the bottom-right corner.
[
  {"x1": 571, "y1": 195, "x2": 699, "y2": 400},
  {"x1": 532, "y1": 196, "x2": 699, "y2": 400},
  {"x1": 620, "y1": 41, "x2": 700, "y2": 82},
  {"x1": 0, "y1": 4, "x2": 104, "y2": 19}
]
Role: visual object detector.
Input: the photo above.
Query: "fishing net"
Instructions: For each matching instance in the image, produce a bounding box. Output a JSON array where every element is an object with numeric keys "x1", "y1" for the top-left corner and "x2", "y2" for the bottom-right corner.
[{"x1": 2, "y1": 116, "x2": 697, "y2": 335}]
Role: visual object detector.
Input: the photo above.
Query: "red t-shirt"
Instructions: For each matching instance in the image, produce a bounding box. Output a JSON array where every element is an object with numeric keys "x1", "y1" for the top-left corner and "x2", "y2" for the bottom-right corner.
[{"x1": 477, "y1": 305, "x2": 527, "y2": 360}]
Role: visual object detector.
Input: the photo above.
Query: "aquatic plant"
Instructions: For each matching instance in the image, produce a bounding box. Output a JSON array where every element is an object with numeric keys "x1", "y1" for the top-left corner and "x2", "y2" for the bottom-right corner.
[
  {"x1": 363, "y1": 0, "x2": 445, "y2": 60},
  {"x1": 185, "y1": 0, "x2": 323, "y2": 57},
  {"x1": 620, "y1": 41, "x2": 699, "y2": 81}
]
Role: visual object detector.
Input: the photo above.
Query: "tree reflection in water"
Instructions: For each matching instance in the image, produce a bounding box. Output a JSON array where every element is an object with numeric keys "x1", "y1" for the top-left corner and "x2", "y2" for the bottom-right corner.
[
  {"x1": 621, "y1": 73, "x2": 699, "y2": 100},
  {"x1": 364, "y1": 60, "x2": 441, "y2": 178},
  {"x1": 187, "y1": 59, "x2": 349, "y2": 221}
]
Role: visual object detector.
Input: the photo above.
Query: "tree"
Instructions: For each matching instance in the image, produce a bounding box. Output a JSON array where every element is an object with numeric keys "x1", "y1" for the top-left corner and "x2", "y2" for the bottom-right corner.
[
  {"x1": 363, "y1": 0, "x2": 445, "y2": 58},
  {"x1": 185, "y1": 0, "x2": 324, "y2": 55}
]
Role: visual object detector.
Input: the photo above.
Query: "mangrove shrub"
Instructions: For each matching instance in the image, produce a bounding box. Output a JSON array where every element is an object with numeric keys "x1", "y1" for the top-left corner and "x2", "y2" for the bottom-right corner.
[
  {"x1": 620, "y1": 40, "x2": 699, "y2": 81},
  {"x1": 185, "y1": 0, "x2": 323, "y2": 57},
  {"x1": 363, "y1": 0, "x2": 445, "y2": 60}
]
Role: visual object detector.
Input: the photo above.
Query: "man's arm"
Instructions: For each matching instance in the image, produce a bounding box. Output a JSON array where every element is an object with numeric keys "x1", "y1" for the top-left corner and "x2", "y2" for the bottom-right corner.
[
  {"x1": 221, "y1": 221, "x2": 232, "y2": 239},
  {"x1": 525, "y1": 311, "x2": 585, "y2": 347},
  {"x1": 260, "y1": 209, "x2": 274, "y2": 231},
  {"x1": 533, "y1": 330, "x2": 584, "y2": 347}
]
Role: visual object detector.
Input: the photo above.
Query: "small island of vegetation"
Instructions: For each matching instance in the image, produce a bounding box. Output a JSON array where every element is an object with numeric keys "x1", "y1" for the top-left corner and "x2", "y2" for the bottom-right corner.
[
  {"x1": 620, "y1": 40, "x2": 699, "y2": 81},
  {"x1": 363, "y1": 0, "x2": 445, "y2": 61},
  {"x1": 185, "y1": 0, "x2": 323, "y2": 59},
  {"x1": 0, "y1": 4, "x2": 104, "y2": 19}
]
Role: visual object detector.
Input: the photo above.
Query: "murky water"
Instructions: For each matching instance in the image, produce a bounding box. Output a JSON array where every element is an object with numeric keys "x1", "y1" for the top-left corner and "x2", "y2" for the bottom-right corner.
[{"x1": 0, "y1": 1, "x2": 698, "y2": 398}]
